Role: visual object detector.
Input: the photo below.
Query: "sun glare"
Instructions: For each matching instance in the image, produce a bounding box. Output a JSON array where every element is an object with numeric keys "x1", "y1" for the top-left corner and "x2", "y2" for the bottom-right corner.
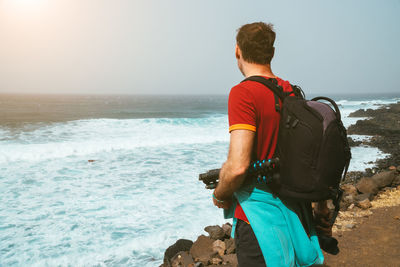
[
  {"x1": 4, "y1": 0, "x2": 41, "y2": 5},
  {"x1": 2, "y1": 0, "x2": 46, "y2": 11},
  {"x1": 1, "y1": 0, "x2": 49, "y2": 19}
]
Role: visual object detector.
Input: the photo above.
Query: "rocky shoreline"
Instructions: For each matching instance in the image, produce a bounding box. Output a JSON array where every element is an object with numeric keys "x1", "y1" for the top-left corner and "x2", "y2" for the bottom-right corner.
[
  {"x1": 161, "y1": 102, "x2": 400, "y2": 267},
  {"x1": 347, "y1": 101, "x2": 400, "y2": 169},
  {"x1": 161, "y1": 224, "x2": 237, "y2": 267}
]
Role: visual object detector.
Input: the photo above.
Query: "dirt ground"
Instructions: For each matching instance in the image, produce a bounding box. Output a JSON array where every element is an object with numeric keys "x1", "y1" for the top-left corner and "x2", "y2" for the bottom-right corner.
[{"x1": 323, "y1": 190, "x2": 400, "y2": 267}]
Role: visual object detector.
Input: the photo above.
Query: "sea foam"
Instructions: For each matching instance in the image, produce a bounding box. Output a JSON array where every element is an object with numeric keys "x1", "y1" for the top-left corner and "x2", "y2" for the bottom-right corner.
[{"x1": 0, "y1": 116, "x2": 229, "y2": 163}]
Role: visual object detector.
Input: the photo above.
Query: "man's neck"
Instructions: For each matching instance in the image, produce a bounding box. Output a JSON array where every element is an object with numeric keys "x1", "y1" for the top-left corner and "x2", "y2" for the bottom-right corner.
[{"x1": 242, "y1": 62, "x2": 276, "y2": 79}]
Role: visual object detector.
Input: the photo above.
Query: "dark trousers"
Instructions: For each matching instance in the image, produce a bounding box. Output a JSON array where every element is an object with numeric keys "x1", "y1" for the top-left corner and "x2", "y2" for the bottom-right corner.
[{"x1": 235, "y1": 219, "x2": 267, "y2": 267}]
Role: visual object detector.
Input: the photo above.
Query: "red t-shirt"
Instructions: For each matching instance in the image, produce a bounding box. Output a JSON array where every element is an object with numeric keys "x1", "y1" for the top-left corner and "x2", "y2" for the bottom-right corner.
[{"x1": 228, "y1": 76, "x2": 293, "y2": 222}]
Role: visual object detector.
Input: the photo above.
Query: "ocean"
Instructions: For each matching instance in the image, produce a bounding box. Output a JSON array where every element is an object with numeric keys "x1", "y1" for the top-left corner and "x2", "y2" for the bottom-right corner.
[{"x1": 0, "y1": 93, "x2": 399, "y2": 266}]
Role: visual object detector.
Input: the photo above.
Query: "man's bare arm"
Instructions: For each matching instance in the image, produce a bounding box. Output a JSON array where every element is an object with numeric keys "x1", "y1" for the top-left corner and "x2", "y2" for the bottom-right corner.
[{"x1": 213, "y1": 129, "x2": 255, "y2": 201}]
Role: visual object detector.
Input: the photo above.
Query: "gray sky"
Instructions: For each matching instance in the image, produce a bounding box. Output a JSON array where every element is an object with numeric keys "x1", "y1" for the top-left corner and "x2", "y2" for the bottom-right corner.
[{"x1": 0, "y1": 0, "x2": 399, "y2": 95}]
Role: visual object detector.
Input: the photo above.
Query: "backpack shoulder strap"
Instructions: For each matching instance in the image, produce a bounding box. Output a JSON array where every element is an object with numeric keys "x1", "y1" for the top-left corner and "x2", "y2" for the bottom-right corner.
[
  {"x1": 291, "y1": 84, "x2": 306, "y2": 99},
  {"x1": 241, "y1": 76, "x2": 285, "y2": 113}
]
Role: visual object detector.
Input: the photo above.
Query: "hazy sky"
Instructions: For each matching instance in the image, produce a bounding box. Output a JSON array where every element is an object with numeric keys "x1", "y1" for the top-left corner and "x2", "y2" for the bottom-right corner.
[{"x1": 0, "y1": 0, "x2": 399, "y2": 95}]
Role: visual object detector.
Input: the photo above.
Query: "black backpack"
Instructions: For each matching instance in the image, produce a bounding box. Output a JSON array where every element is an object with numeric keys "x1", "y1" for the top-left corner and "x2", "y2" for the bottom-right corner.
[{"x1": 242, "y1": 76, "x2": 351, "y2": 224}]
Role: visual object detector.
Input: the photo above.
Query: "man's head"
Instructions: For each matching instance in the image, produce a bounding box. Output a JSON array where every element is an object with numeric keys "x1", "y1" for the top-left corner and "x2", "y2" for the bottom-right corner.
[{"x1": 235, "y1": 22, "x2": 276, "y2": 70}]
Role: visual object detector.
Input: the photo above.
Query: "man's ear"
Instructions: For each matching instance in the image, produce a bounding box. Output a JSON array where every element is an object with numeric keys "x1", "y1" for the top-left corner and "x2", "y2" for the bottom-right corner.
[{"x1": 235, "y1": 44, "x2": 240, "y2": 60}]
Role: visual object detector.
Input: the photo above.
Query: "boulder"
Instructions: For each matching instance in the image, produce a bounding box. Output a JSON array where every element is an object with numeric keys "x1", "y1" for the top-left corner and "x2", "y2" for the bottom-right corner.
[
  {"x1": 212, "y1": 240, "x2": 226, "y2": 257},
  {"x1": 222, "y1": 254, "x2": 238, "y2": 267},
  {"x1": 344, "y1": 171, "x2": 363, "y2": 182},
  {"x1": 204, "y1": 225, "x2": 225, "y2": 240},
  {"x1": 356, "y1": 177, "x2": 379, "y2": 195},
  {"x1": 164, "y1": 239, "x2": 193, "y2": 266},
  {"x1": 357, "y1": 198, "x2": 372, "y2": 210},
  {"x1": 343, "y1": 194, "x2": 355, "y2": 204},
  {"x1": 371, "y1": 171, "x2": 396, "y2": 189},
  {"x1": 341, "y1": 195, "x2": 355, "y2": 210},
  {"x1": 224, "y1": 238, "x2": 236, "y2": 254},
  {"x1": 170, "y1": 251, "x2": 194, "y2": 267},
  {"x1": 222, "y1": 223, "x2": 232, "y2": 237},
  {"x1": 211, "y1": 257, "x2": 222, "y2": 265},
  {"x1": 354, "y1": 193, "x2": 373, "y2": 202},
  {"x1": 364, "y1": 168, "x2": 376, "y2": 177},
  {"x1": 189, "y1": 235, "x2": 214, "y2": 265},
  {"x1": 392, "y1": 175, "x2": 400, "y2": 186},
  {"x1": 341, "y1": 184, "x2": 358, "y2": 196},
  {"x1": 341, "y1": 184, "x2": 359, "y2": 209},
  {"x1": 349, "y1": 108, "x2": 378, "y2": 117},
  {"x1": 347, "y1": 137, "x2": 362, "y2": 147}
]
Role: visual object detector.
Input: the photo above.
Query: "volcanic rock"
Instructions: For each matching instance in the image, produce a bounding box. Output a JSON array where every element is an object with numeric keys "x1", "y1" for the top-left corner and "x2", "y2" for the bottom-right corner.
[
  {"x1": 189, "y1": 235, "x2": 214, "y2": 265},
  {"x1": 212, "y1": 240, "x2": 226, "y2": 257},
  {"x1": 371, "y1": 171, "x2": 396, "y2": 189},
  {"x1": 224, "y1": 238, "x2": 236, "y2": 254},
  {"x1": 342, "y1": 195, "x2": 355, "y2": 208},
  {"x1": 164, "y1": 239, "x2": 193, "y2": 266},
  {"x1": 348, "y1": 108, "x2": 374, "y2": 117},
  {"x1": 347, "y1": 103, "x2": 400, "y2": 168},
  {"x1": 364, "y1": 168, "x2": 377, "y2": 177},
  {"x1": 211, "y1": 257, "x2": 222, "y2": 265},
  {"x1": 170, "y1": 251, "x2": 194, "y2": 267},
  {"x1": 222, "y1": 223, "x2": 232, "y2": 237},
  {"x1": 347, "y1": 137, "x2": 362, "y2": 147},
  {"x1": 342, "y1": 184, "x2": 358, "y2": 196},
  {"x1": 222, "y1": 254, "x2": 239, "y2": 267},
  {"x1": 344, "y1": 171, "x2": 364, "y2": 183},
  {"x1": 392, "y1": 175, "x2": 400, "y2": 186},
  {"x1": 204, "y1": 225, "x2": 225, "y2": 240},
  {"x1": 357, "y1": 198, "x2": 372, "y2": 210},
  {"x1": 354, "y1": 193, "x2": 373, "y2": 202},
  {"x1": 356, "y1": 178, "x2": 379, "y2": 195}
]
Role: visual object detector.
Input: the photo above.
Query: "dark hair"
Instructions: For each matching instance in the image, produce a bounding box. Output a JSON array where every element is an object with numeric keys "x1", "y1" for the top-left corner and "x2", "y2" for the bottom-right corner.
[{"x1": 236, "y1": 22, "x2": 276, "y2": 65}]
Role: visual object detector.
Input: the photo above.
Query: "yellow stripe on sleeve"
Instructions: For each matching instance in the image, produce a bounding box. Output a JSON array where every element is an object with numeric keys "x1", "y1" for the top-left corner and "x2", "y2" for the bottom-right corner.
[{"x1": 229, "y1": 124, "x2": 256, "y2": 132}]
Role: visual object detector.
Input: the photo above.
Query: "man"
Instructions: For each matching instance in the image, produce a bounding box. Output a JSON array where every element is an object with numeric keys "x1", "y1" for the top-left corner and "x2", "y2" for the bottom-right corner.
[{"x1": 212, "y1": 22, "x2": 324, "y2": 266}]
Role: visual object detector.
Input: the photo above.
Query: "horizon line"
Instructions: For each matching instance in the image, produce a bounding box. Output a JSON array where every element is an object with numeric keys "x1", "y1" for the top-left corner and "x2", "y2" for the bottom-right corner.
[{"x1": 1, "y1": 92, "x2": 400, "y2": 97}]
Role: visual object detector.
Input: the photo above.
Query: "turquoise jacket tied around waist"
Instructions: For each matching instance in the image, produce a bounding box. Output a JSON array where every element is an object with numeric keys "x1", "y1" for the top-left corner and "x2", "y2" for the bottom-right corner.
[{"x1": 224, "y1": 182, "x2": 324, "y2": 267}]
